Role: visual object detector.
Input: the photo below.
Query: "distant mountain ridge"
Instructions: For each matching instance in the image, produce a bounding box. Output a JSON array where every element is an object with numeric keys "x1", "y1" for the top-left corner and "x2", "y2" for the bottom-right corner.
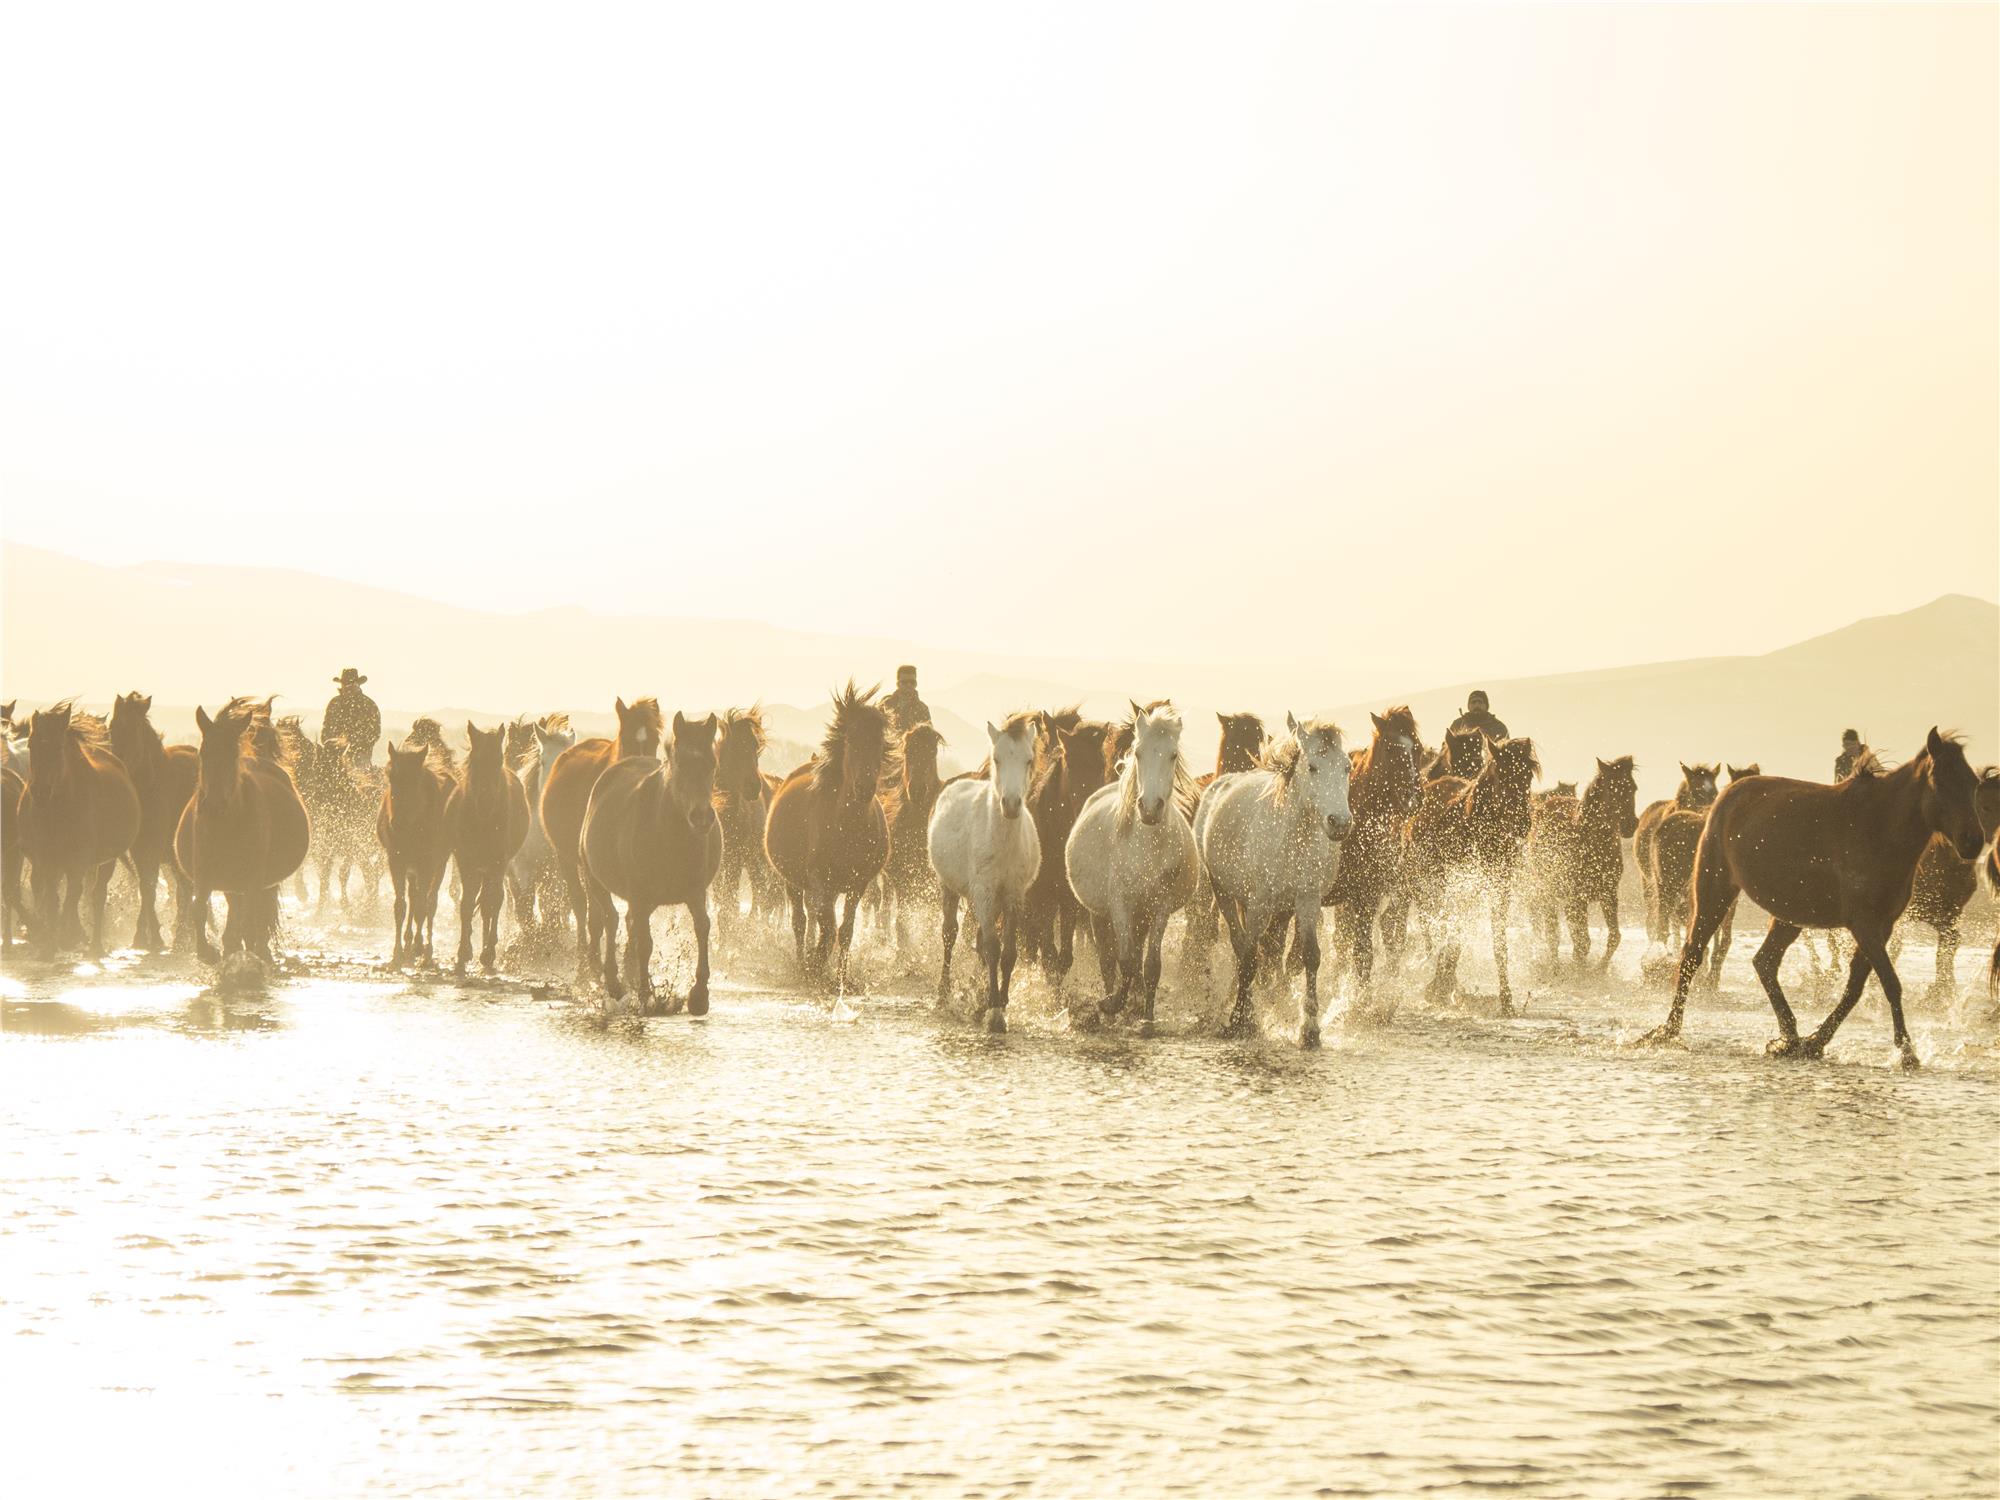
[{"x1": 2, "y1": 543, "x2": 1992, "y2": 802}]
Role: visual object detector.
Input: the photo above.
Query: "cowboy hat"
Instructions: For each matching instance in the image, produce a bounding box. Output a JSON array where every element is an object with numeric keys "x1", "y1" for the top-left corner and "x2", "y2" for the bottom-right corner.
[{"x1": 334, "y1": 668, "x2": 368, "y2": 686}]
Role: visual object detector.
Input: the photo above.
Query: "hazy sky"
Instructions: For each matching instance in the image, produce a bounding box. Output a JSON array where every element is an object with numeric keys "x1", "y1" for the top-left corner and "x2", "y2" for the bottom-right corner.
[{"x1": 2, "y1": 3, "x2": 1993, "y2": 695}]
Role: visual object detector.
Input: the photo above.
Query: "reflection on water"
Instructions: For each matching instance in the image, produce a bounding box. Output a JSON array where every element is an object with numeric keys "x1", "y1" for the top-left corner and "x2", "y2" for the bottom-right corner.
[{"x1": 3, "y1": 908, "x2": 1997, "y2": 1499}]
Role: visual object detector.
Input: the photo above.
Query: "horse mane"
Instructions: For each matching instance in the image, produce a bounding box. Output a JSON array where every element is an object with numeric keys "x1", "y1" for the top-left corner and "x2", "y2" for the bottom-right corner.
[
  {"x1": 538, "y1": 711, "x2": 572, "y2": 736},
  {"x1": 275, "y1": 713, "x2": 313, "y2": 767},
  {"x1": 1030, "y1": 719, "x2": 1110, "y2": 800},
  {"x1": 1116, "y1": 703, "x2": 1195, "y2": 831},
  {"x1": 113, "y1": 697, "x2": 165, "y2": 757},
  {"x1": 1259, "y1": 719, "x2": 1342, "y2": 806},
  {"x1": 218, "y1": 695, "x2": 291, "y2": 766},
  {"x1": 721, "y1": 704, "x2": 767, "y2": 749},
  {"x1": 39, "y1": 700, "x2": 111, "y2": 752},
  {"x1": 809, "y1": 681, "x2": 897, "y2": 794},
  {"x1": 406, "y1": 716, "x2": 456, "y2": 774},
  {"x1": 622, "y1": 697, "x2": 665, "y2": 745}
]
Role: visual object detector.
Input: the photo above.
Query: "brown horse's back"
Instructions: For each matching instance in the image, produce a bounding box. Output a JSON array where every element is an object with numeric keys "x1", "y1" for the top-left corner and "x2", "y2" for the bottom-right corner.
[
  {"x1": 583, "y1": 758, "x2": 723, "y2": 906},
  {"x1": 1905, "y1": 833, "x2": 1978, "y2": 930},
  {"x1": 448, "y1": 767, "x2": 531, "y2": 869},
  {"x1": 767, "y1": 766, "x2": 889, "y2": 896},
  {"x1": 539, "y1": 737, "x2": 614, "y2": 868},
  {"x1": 23, "y1": 743, "x2": 141, "y2": 874},
  {"x1": 1697, "y1": 774, "x2": 1900, "y2": 930},
  {"x1": 1651, "y1": 809, "x2": 1705, "y2": 927}
]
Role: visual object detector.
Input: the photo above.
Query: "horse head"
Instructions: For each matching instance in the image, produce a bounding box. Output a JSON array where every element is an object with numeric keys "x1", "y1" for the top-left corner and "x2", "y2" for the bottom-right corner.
[
  {"x1": 1921, "y1": 729, "x2": 1985, "y2": 860},
  {"x1": 535, "y1": 717, "x2": 577, "y2": 774},
  {"x1": 717, "y1": 709, "x2": 767, "y2": 800},
  {"x1": 1287, "y1": 712, "x2": 1353, "y2": 842},
  {"x1": 824, "y1": 682, "x2": 890, "y2": 809},
  {"x1": 1591, "y1": 754, "x2": 1640, "y2": 836},
  {"x1": 669, "y1": 712, "x2": 720, "y2": 830},
  {"x1": 1215, "y1": 712, "x2": 1266, "y2": 775},
  {"x1": 1127, "y1": 700, "x2": 1184, "y2": 827},
  {"x1": 613, "y1": 697, "x2": 664, "y2": 760},
  {"x1": 385, "y1": 743, "x2": 435, "y2": 805},
  {"x1": 465, "y1": 721, "x2": 507, "y2": 779},
  {"x1": 1677, "y1": 762, "x2": 1720, "y2": 809},
  {"x1": 987, "y1": 716, "x2": 1036, "y2": 821},
  {"x1": 1727, "y1": 763, "x2": 1761, "y2": 784},
  {"x1": 192, "y1": 699, "x2": 259, "y2": 801},
  {"x1": 900, "y1": 722, "x2": 945, "y2": 790},
  {"x1": 1445, "y1": 727, "x2": 1485, "y2": 777}
]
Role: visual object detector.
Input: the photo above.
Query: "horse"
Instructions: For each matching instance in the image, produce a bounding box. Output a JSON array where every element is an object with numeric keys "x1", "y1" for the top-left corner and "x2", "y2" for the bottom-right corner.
[
  {"x1": 764, "y1": 682, "x2": 895, "y2": 987},
  {"x1": 108, "y1": 692, "x2": 199, "y2": 951},
  {"x1": 1, "y1": 700, "x2": 25, "y2": 777},
  {"x1": 1020, "y1": 716, "x2": 1116, "y2": 982},
  {"x1": 1403, "y1": 735, "x2": 1540, "y2": 1014},
  {"x1": 1644, "y1": 730, "x2": 1986, "y2": 1069},
  {"x1": 1526, "y1": 755, "x2": 1638, "y2": 968},
  {"x1": 377, "y1": 739, "x2": 454, "y2": 967},
  {"x1": 1890, "y1": 768, "x2": 2000, "y2": 1000},
  {"x1": 711, "y1": 706, "x2": 779, "y2": 946},
  {"x1": 444, "y1": 723, "x2": 531, "y2": 974},
  {"x1": 581, "y1": 712, "x2": 723, "y2": 1013},
  {"x1": 879, "y1": 720, "x2": 947, "y2": 952},
  {"x1": 17, "y1": 702, "x2": 141, "y2": 960},
  {"x1": 1423, "y1": 727, "x2": 1484, "y2": 782},
  {"x1": 928, "y1": 715, "x2": 1042, "y2": 1031},
  {"x1": 2, "y1": 761, "x2": 24, "y2": 949},
  {"x1": 1065, "y1": 701, "x2": 1203, "y2": 1035},
  {"x1": 296, "y1": 732, "x2": 382, "y2": 911},
  {"x1": 1324, "y1": 707, "x2": 1422, "y2": 993},
  {"x1": 540, "y1": 697, "x2": 665, "y2": 976},
  {"x1": 1193, "y1": 713, "x2": 1352, "y2": 1046},
  {"x1": 404, "y1": 716, "x2": 457, "y2": 772},
  {"x1": 1634, "y1": 763, "x2": 1720, "y2": 946},
  {"x1": 174, "y1": 698, "x2": 309, "y2": 966},
  {"x1": 507, "y1": 714, "x2": 576, "y2": 943},
  {"x1": 1182, "y1": 712, "x2": 1269, "y2": 950}
]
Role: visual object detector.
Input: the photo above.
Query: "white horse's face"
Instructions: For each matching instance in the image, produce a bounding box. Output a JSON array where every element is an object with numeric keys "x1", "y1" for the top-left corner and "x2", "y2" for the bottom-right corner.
[
  {"x1": 1288, "y1": 713, "x2": 1354, "y2": 842},
  {"x1": 987, "y1": 721, "x2": 1035, "y2": 820},
  {"x1": 537, "y1": 726, "x2": 576, "y2": 771},
  {"x1": 1132, "y1": 713, "x2": 1181, "y2": 826}
]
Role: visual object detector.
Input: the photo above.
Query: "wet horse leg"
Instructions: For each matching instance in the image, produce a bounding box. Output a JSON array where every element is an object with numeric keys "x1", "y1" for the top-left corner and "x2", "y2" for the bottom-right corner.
[
  {"x1": 455, "y1": 863, "x2": 478, "y2": 974},
  {"x1": 994, "y1": 903, "x2": 1019, "y2": 1032},
  {"x1": 1811, "y1": 924, "x2": 1916, "y2": 1068},
  {"x1": 1088, "y1": 910, "x2": 1118, "y2": 1003},
  {"x1": 788, "y1": 887, "x2": 808, "y2": 967},
  {"x1": 86, "y1": 860, "x2": 115, "y2": 959},
  {"x1": 834, "y1": 889, "x2": 861, "y2": 990},
  {"x1": 1489, "y1": 874, "x2": 1515, "y2": 1017},
  {"x1": 686, "y1": 897, "x2": 712, "y2": 1016},
  {"x1": 1930, "y1": 921, "x2": 1959, "y2": 1001},
  {"x1": 390, "y1": 863, "x2": 410, "y2": 965},
  {"x1": 979, "y1": 904, "x2": 1002, "y2": 1031},
  {"x1": 590, "y1": 877, "x2": 623, "y2": 1000},
  {"x1": 1646, "y1": 844, "x2": 1738, "y2": 1044},
  {"x1": 1219, "y1": 897, "x2": 1258, "y2": 1038},
  {"x1": 480, "y1": 869, "x2": 504, "y2": 973},
  {"x1": 130, "y1": 852, "x2": 160, "y2": 950},
  {"x1": 1295, "y1": 897, "x2": 1323, "y2": 1049},
  {"x1": 937, "y1": 889, "x2": 960, "y2": 1005},
  {"x1": 1598, "y1": 888, "x2": 1621, "y2": 972},
  {"x1": 1139, "y1": 911, "x2": 1165, "y2": 1035},
  {"x1": 624, "y1": 901, "x2": 656, "y2": 1011}
]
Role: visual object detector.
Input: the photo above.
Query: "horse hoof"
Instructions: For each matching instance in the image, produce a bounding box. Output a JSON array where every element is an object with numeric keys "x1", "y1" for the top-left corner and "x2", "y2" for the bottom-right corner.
[
  {"x1": 687, "y1": 989, "x2": 710, "y2": 1018},
  {"x1": 1299, "y1": 1022, "x2": 1321, "y2": 1050},
  {"x1": 1098, "y1": 997, "x2": 1123, "y2": 1020},
  {"x1": 1636, "y1": 1025, "x2": 1680, "y2": 1048},
  {"x1": 1898, "y1": 1044, "x2": 1922, "y2": 1071},
  {"x1": 1766, "y1": 1036, "x2": 1808, "y2": 1059},
  {"x1": 982, "y1": 1007, "x2": 1008, "y2": 1034},
  {"x1": 1135, "y1": 1019, "x2": 1156, "y2": 1039}
]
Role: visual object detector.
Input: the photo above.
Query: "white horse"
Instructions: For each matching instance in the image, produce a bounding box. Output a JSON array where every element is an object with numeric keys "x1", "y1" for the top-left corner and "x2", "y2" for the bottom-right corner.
[
  {"x1": 509, "y1": 715, "x2": 575, "y2": 940},
  {"x1": 1064, "y1": 701, "x2": 1201, "y2": 1035},
  {"x1": 1195, "y1": 714, "x2": 1353, "y2": 1047},
  {"x1": 928, "y1": 715, "x2": 1042, "y2": 1032}
]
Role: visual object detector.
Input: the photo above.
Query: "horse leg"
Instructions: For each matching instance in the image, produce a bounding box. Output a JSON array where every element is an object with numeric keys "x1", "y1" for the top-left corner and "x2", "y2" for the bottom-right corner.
[
  {"x1": 938, "y1": 889, "x2": 959, "y2": 1006},
  {"x1": 1295, "y1": 899, "x2": 1322, "y2": 1049},
  {"x1": 1088, "y1": 911, "x2": 1117, "y2": 1001},
  {"x1": 480, "y1": 870, "x2": 504, "y2": 973},
  {"x1": 1489, "y1": 876, "x2": 1515, "y2": 1016},
  {"x1": 1703, "y1": 894, "x2": 1737, "y2": 993},
  {"x1": 592, "y1": 881, "x2": 624, "y2": 1001},
  {"x1": 625, "y1": 902, "x2": 655, "y2": 1012},
  {"x1": 1219, "y1": 899, "x2": 1258, "y2": 1038},
  {"x1": 687, "y1": 896, "x2": 712, "y2": 1016},
  {"x1": 390, "y1": 865, "x2": 409, "y2": 966},
  {"x1": 1929, "y1": 921, "x2": 1959, "y2": 1003},
  {"x1": 454, "y1": 863, "x2": 477, "y2": 975},
  {"x1": 1053, "y1": 890, "x2": 1078, "y2": 985},
  {"x1": 561, "y1": 853, "x2": 592, "y2": 981},
  {"x1": 835, "y1": 890, "x2": 861, "y2": 991},
  {"x1": 1644, "y1": 841, "x2": 1737, "y2": 1045},
  {"x1": 1599, "y1": 890, "x2": 1621, "y2": 972},
  {"x1": 1566, "y1": 893, "x2": 1590, "y2": 968},
  {"x1": 995, "y1": 903, "x2": 1020, "y2": 1030},
  {"x1": 787, "y1": 887, "x2": 808, "y2": 967},
  {"x1": 1812, "y1": 924, "x2": 1916, "y2": 1068},
  {"x1": 1138, "y1": 913, "x2": 1164, "y2": 1035},
  {"x1": 130, "y1": 853, "x2": 159, "y2": 950},
  {"x1": 1101, "y1": 905, "x2": 1138, "y2": 1020},
  {"x1": 981, "y1": 905, "x2": 1004, "y2": 1032},
  {"x1": 86, "y1": 860, "x2": 114, "y2": 959}
]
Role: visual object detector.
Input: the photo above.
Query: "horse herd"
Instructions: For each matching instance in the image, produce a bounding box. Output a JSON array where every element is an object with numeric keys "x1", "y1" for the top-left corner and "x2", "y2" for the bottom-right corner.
[{"x1": 3, "y1": 688, "x2": 1996, "y2": 1065}]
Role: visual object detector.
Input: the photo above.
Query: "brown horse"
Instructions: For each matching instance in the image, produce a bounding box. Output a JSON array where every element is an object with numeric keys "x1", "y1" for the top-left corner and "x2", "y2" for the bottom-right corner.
[
  {"x1": 1892, "y1": 767, "x2": 2000, "y2": 999},
  {"x1": 540, "y1": 697, "x2": 665, "y2": 976},
  {"x1": 1020, "y1": 716, "x2": 1117, "y2": 980},
  {"x1": 1645, "y1": 730, "x2": 1985, "y2": 1068},
  {"x1": 2, "y1": 762, "x2": 24, "y2": 949},
  {"x1": 299, "y1": 734, "x2": 382, "y2": 909},
  {"x1": 1403, "y1": 735, "x2": 1539, "y2": 1013},
  {"x1": 765, "y1": 682, "x2": 895, "y2": 985},
  {"x1": 879, "y1": 720, "x2": 948, "y2": 951},
  {"x1": 1423, "y1": 727, "x2": 1485, "y2": 782},
  {"x1": 1526, "y1": 755, "x2": 1639, "y2": 969},
  {"x1": 377, "y1": 739, "x2": 454, "y2": 966},
  {"x1": 1325, "y1": 707, "x2": 1423, "y2": 991},
  {"x1": 582, "y1": 711, "x2": 723, "y2": 1012},
  {"x1": 19, "y1": 702, "x2": 141, "y2": 959},
  {"x1": 712, "y1": 706, "x2": 779, "y2": 945},
  {"x1": 175, "y1": 698, "x2": 310, "y2": 965},
  {"x1": 1634, "y1": 763, "x2": 1720, "y2": 946},
  {"x1": 444, "y1": 723, "x2": 531, "y2": 974},
  {"x1": 108, "y1": 692, "x2": 199, "y2": 951}
]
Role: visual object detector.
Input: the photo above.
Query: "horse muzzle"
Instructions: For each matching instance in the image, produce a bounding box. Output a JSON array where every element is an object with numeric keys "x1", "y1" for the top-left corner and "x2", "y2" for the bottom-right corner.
[
  {"x1": 1139, "y1": 799, "x2": 1164, "y2": 826},
  {"x1": 1001, "y1": 795, "x2": 1023, "y2": 820},
  {"x1": 1326, "y1": 812, "x2": 1353, "y2": 841}
]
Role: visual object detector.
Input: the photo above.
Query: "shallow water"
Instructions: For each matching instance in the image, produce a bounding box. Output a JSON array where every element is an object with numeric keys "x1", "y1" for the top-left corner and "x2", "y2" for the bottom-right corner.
[{"x1": 4, "y1": 901, "x2": 1998, "y2": 1499}]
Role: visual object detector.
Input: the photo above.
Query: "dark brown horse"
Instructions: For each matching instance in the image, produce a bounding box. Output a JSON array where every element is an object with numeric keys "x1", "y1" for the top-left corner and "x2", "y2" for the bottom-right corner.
[
  {"x1": 2, "y1": 762, "x2": 24, "y2": 950},
  {"x1": 108, "y1": 692, "x2": 199, "y2": 951},
  {"x1": 299, "y1": 734, "x2": 382, "y2": 910},
  {"x1": 1403, "y1": 735, "x2": 1539, "y2": 1013},
  {"x1": 582, "y1": 711, "x2": 723, "y2": 1012},
  {"x1": 540, "y1": 697, "x2": 664, "y2": 976},
  {"x1": 1634, "y1": 763, "x2": 1720, "y2": 946},
  {"x1": 377, "y1": 739, "x2": 454, "y2": 966},
  {"x1": 19, "y1": 702, "x2": 141, "y2": 959},
  {"x1": 765, "y1": 682, "x2": 895, "y2": 985},
  {"x1": 1526, "y1": 755, "x2": 1638, "y2": 968},
  {"x1": 175, "y1": 698, "x2": 309, "y2": 966},
  {"x1": 1326, "y1": 707, "x2": 1423, "y2": 991},
  {"x1": 1891, "y1": 767, "x2": 2000, "y2": 999},
  {"x1": 1423, "y1": 727, "x2": 1485, "y2": 782},
  {"x1": 1646, "y1": 730, "x2": 1985, "y2": 1068},
  {"x1": 879, "y1": 720, "x2": 948, "y2": 952},
  {"x1": 1182, "y1": 711, "x2": 1268, "y2": 952},
  {"x1": 445, "y1": 723, "x2": 531, "y2": 974},
  {"x1": 712, "y1": 706, "x2": 779, "y2": 945},
  {"x1": 1018, "y1": 716, "x2": 1117, "y2": 979}
]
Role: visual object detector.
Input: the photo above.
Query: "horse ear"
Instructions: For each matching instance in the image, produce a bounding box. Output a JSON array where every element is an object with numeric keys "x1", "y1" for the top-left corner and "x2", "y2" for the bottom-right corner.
[
  {"x1": 705, "y1": 713, "x2": 719, "y2": 736},
  {"x1": 1596, "y1": 757, "x2": 1608, "y2": 773},
  {"x1": 986, "y1": 721, "x2": 1001, "y2": 746},
  {"x1": 615, "y1": 697, "x2": 629, "y2": 719},
  {"x1": 673, "y1": 710, "x2": 689, "y2": 738},
  {"x1": 1371, "y1": 712, "x2": 1387, "y2": 733},
  {"x1": 1130, "y1": 699, "x2": 1146, "y2": 725},
  {"x1": 1926, "y1": 727, "x2": 1947, "y2": 759},
  {"x1": 1286, "y1": 711, "x2": 1301, "y2": 736},
  {"x1": 1217, "y1": 711, "x2": 1229, "y2": 727},
  {"x1": 1679, "y1": 761, "x2": 1692, "y2": 778},
  {"x1": 195, "y1": 706, "x2": 212, "y2": 734}
]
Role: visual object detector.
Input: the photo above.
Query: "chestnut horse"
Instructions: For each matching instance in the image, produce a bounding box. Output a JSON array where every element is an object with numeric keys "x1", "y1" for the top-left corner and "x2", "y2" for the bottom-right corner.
[
  {"x1": 175, "y1": 698, "x2": 310, "y2": 965},
  {"x1": 109, "y1": 692, "x2": 199, "y2": 951},
  {"x1": 879, "y1": 720, "x2": 947, "y2": 952},
  {"x1": 1021, "y1": 716, "x2": 1116, "y2": 980},
  {"x1": 1, "y1": 762, "x2": 21, "y2": 949},
  {"x1": 1423, "y1": 727, "x2": 1484, "y2": 783},
  {"x1": 1403, "y1": 735, "x2": 1539, "y2": 1014},
  {"x1": 712, "y1": 706, "x2": 779, "y2": 946},
  {"x1": 1645, "y1": 729, "x2": 1985, "y2": 1069},
  {"x1": 1526, "y1": 755, "x2": 1638, "y2": 968},
  {"x1": 19, "y1": 702, "x2": 140, "y2": 959},
  {"x1": 1895, "y1": 767, "x2": 2000, "y2": 999},
  {"x1": 540, "y1": 697, "x2": 665, "y2": 976},
  {"x1": 377, "y1": 740, "x2": 454, "y2": 966},
  {"x1": 1325, "y1": 707, "x2": 1423, "y2": 992},
  {"x1": 764, "y1": 682, "x2": 895, "y2": 986},
  {"x1": 507, "y1": 714, "x2": 576, "y2": 941},
  {"x1": 582, "y1": 711, "x2": 722, "y2": 1013},
  {"x1": 445, "y1": 723, "x2": 531, "y2": 974},
  {"x1": 1634, "y1": 763, "x2": 1719, "y2": 946}
]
